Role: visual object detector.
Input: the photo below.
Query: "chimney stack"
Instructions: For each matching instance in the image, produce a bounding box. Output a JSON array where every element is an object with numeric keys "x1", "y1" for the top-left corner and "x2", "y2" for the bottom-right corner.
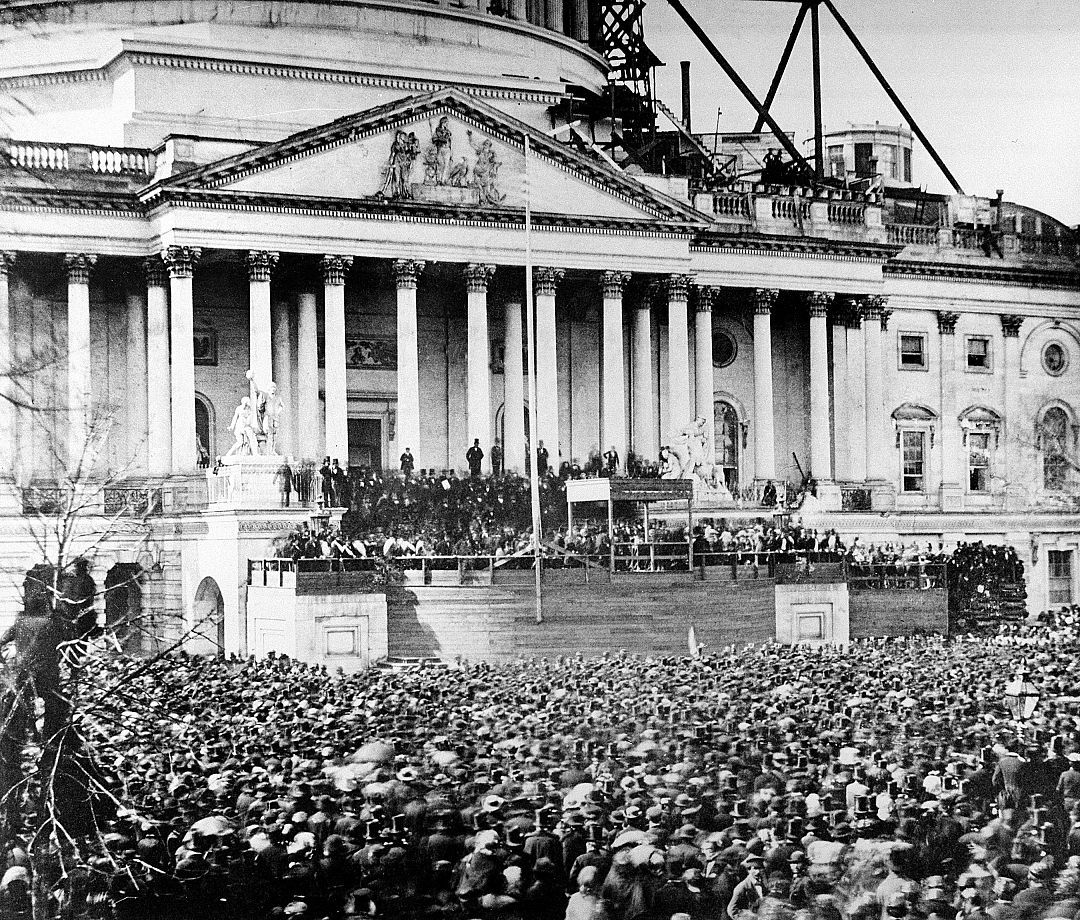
[{"x1": 680, "y1": 60, "x2": 692, "y2": 133}]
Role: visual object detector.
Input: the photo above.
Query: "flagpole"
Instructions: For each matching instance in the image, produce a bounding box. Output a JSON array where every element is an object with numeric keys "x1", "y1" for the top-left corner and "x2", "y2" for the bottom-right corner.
[{"x1": 523, "y1": 133, "x2": 543, "y2": 625}]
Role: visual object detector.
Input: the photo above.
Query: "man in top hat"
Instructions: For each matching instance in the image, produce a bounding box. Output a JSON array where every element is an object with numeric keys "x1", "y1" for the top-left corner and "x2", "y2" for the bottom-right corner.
[{"x1": 524, "y1": 805, "x2": 563, "y2": 874}]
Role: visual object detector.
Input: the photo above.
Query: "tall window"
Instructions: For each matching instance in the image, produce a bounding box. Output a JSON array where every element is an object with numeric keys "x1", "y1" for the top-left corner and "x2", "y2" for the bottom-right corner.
[
  {"x1": 968, "y1": 432, "x2": 990, "y2": 492},
  {"x1": 901, "y1": 430, "x2": 926, "y2": 492},
  {"x1": 714, "y1": 401, "x2": 739, "y2": 493},
  {"x1": 1048, "y1": 550, "x2": 1074, "y2": 606},
  {"x1": 1041, "y1": 407, "x2": 1070, "y2": 490}
]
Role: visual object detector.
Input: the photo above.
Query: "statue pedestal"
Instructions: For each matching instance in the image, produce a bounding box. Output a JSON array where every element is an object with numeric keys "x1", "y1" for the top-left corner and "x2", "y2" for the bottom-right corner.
[{"x1": 207, "y1": 455, "x2": 290, "y2": 510}]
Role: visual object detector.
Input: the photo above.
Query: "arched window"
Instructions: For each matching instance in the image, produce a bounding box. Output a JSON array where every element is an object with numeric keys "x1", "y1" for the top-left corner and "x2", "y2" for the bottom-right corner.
[
  {"x1": 1041, "y1": 406, "x2": 1070, "y2": 491},
  {"x1": 195, "y1": 396, "x2": 212, "y2": 468},
  {"x1": 713, "y1": 401, "x2": 739, "y2": 492}
]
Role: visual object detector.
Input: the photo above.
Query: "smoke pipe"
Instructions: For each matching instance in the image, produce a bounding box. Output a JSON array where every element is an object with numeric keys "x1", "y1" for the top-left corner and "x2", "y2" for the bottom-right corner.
[{"x1": 680, "y1": 60, "x2": 692, "y2": 133}]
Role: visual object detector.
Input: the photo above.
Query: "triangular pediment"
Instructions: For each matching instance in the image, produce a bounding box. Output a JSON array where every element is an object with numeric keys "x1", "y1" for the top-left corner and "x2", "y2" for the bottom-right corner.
[{"x1": 156, "y1": 89, "x2": 703, "y2": 227}]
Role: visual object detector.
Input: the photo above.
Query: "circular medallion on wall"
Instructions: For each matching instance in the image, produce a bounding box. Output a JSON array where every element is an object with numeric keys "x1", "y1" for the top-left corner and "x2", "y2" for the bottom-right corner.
[
  {"x1": 1042, "y1": 341, "x2": 1068, "y2": 376},
  {"x1": 713, "y1": 330, "x2": 737, "y2": 368}
]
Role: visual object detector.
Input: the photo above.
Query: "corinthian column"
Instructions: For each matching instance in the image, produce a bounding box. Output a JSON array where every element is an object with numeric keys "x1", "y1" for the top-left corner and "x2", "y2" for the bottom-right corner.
[
  {"x1": 503, "y1": 300, "x2": 526, "y2": 473},
  {"x1": 246, "y1": 250, "x2": 278, "y2": 387},
  {"x1": 145, "y1": 258, "x2": 171, "y2": 477},
  {"x1": 534, "y1": 266, "x2": 564, "y2": 466},
  {"x1": 601, "y1": 271, "x2": 630, "y2": 468},
  {"x1": 465, "y1": 263, "x2": 495, "y2": 469},
  {"x1": 64, "y1": 253, "x2": 97, "y2": 467},
  {"x1": 393, "y1": 259, "x2": 425, "y2": 463},
  {"x1": 805, "y1": 292, "x2": 834, "y2": 482},
  {"x1": 665, "y1": 274, "x2": 692, "y2": 441},
  {"x1": 752, "y1": 288, "x2": 778, "y2": 481},
  {"x1": 693, "y1": 286, "x2": 715, "y2": 449},
  {"x1": 296, "y1": 290, "x2": 320, "y2": 463},
  {"x1": 632, "y1": 294, "x2": 656, "y2": 465},
  {"x1": 321, "y1": 255, "x2": 352, "y2": 464},
  {"x1": 163, "y1": 246, "x2": 200, "y2": 472}
]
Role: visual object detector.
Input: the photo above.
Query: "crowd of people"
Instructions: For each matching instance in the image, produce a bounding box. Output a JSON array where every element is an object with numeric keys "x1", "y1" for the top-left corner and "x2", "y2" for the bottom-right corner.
[{"x1": 6, "y1": 615, "x2": 1080, "y2": 919}]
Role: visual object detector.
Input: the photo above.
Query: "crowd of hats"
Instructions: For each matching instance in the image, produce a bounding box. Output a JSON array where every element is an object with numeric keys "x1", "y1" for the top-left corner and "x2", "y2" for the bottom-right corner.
[{"x1": 6, "y1": 612, "x2": 1080, "y2": 918}]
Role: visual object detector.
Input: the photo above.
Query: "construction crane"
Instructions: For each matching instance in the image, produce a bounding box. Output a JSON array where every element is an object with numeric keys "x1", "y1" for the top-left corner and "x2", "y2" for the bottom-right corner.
[{"x1": 590, "y1": 0, "x2": 963, "y2": 194}]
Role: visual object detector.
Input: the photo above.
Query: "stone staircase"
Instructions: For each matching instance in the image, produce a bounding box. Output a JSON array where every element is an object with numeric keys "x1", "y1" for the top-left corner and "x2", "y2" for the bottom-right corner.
[{"x1": 386, "y1": 578, "x2": 777, "y2": 662}]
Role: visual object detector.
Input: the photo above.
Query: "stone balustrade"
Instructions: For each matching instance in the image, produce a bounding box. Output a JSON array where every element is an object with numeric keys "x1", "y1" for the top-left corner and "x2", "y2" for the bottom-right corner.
[{"x1": 3, "y1": 140, "x2": 157, "y2": 177}]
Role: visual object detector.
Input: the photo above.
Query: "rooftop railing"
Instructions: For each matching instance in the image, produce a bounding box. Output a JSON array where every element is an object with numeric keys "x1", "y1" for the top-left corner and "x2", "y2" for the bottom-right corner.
[{"x1": 3, "y1": 140, "x2": 157, "y2": 177}]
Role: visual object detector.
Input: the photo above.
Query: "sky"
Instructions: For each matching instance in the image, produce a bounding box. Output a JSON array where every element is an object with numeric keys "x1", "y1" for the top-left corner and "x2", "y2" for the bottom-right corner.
[{"x1": 642, "y1": 0, "x2": 1080, "y2": 225}]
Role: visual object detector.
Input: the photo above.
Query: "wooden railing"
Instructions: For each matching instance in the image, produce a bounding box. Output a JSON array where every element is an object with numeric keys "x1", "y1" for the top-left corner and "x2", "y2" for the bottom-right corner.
[{"x1": 249, "y1": 549, "x2": 947, "y2": 586}]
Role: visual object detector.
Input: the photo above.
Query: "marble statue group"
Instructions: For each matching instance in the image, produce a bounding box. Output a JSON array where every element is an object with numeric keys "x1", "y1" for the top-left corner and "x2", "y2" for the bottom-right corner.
[
  {"x1": 661, "y1": 416, "x2": 732, "y2": 498},
  {"x1": 224, "y1": 370, "x2": 285, "y2": 458}
]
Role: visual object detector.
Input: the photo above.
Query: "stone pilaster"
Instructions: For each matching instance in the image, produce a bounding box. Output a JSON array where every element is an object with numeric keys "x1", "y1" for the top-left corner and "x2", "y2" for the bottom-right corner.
[{"x1": 937, "y1": 308, "x2": 961, "y2": 509}]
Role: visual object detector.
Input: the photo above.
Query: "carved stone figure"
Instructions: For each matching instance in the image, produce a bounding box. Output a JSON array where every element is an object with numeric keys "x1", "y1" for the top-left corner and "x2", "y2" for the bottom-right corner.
[
  {"x1": 224, "y1": 396, "x2": 256, "y2": 457},
  {"x1": 380, "y1": 129, "x2": 420, "y2": 199},
  {"x1": 246, "y1": 370, "x2": 286, "y2": 456},
  {"x1": 662, "y1": 417, "x2": 732, "y2": 499},
  {"x1": 467, "y1": 129, "x2": 504, "y2": 204},
  {"x1": 424, "y1": 116, "x2": 453, "y2": 185}
]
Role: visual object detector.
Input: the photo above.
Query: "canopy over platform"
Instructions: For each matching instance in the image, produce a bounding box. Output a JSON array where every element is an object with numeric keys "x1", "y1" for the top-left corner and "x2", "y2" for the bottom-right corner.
[{"x1": 565, "y1": 478, "x2": 694, "y2": 544}]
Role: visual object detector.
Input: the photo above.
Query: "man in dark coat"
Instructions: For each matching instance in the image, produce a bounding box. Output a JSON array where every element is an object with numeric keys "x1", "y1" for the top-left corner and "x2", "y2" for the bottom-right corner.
[{"x1": 466, "y1": 440, "x2": 484, "y2": 478}]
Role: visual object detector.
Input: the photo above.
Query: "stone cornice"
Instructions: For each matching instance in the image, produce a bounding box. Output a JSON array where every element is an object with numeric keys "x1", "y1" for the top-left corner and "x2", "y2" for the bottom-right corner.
[
  {"x1": 120, "y1": 51, "x2": 565, "y2": 105},
  {"x1": 0, "y1": 186, "x2": 144, "y2": 216},
  {"x1": 691, "y1": 234, "x2": 900, "y2": 263},
  {"x1": 142, "y1": 187, "x2": 698, "y2": 236},
  {"x1": 885, "y1": 258, "x2": 1080, "y2": 290}
]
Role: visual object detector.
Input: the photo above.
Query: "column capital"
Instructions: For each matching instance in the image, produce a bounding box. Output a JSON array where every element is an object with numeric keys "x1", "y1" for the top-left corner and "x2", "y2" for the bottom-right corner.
[
  {"x1": 665, "y1": 273, "x2": 692, "y2": 303},
  {"x1": 392, "y1": 259, "x2": 426, "y2": 290},
  {"x1": 834, "y1": 296, "x2": 862, "y2": 329},
  {"x1": 752, "y1": 288, "x2": 779, "y2": 315},
  {"x1": 859, "y1": 296, "x2": 884, "y2": 322},
  {"x1": 692, "y1": 284, "x2": 713, "y2": 313},
  {"x1": 246, "y1": 250, "x2": 280, "y2": 283},
  {"x1": 144, "y1": 256, "x2": 168, "y2": 289},
  {"x1": 866, "y1": 295, "x2": 890, "y2": 325},
  {"x1": 320, "y1": 255, "x2": 354, "y2": 286},
  {"x1": 534, "y1": 266, "x2": 565, "y2": 296},
  {"x1": 803, "y1": 291, "x2": 834, "y2": 318},
  {"x1": 0, "y1": 252, "x2": 15, "y2": 277},
  {"x1": 64, "y1": 253, "x2": 97, "y2": 285},
  {"x1": 162, "y1": 246, "x2": 202, "y2": 279},
  {"x1": 463, "y1": 263, "x2": 496, "y2": 294},
  {"x1": 600, "y1": 270, "x2": 631, "y2": 300},
  {"x1": 937, "y1": 310, "x2": 960, "y2": 335},
  {"x1": 1000, "y1": 314, "x2": 1025, "y2": 338}
]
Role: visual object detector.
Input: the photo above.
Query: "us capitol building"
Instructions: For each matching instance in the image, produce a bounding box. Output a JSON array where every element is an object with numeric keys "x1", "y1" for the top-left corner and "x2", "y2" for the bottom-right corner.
[{"x1": 0, "y1": 0, "x2": 1077, "y2": 647}]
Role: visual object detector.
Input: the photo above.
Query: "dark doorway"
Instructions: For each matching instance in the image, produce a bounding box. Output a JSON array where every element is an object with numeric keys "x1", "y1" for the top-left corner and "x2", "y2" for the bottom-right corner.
[{"x1": 349, "y1": 418, "x2": 382, "y2": 471}]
